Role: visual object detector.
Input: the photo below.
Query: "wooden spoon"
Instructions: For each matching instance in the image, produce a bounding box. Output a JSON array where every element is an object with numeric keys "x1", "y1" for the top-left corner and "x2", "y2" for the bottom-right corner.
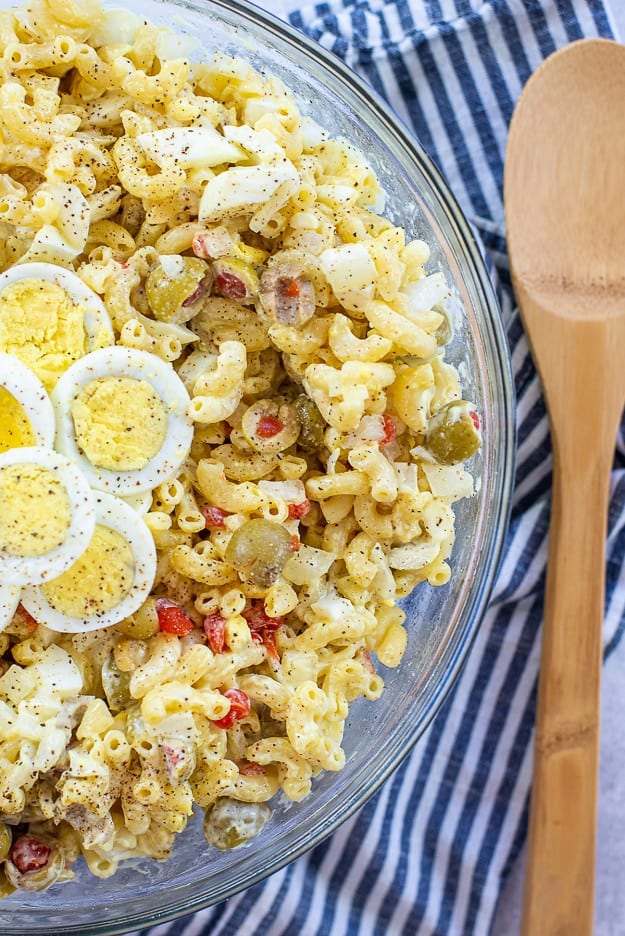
[{"x1": 504, "y1": 38, "x2": 625, "y2": 936}]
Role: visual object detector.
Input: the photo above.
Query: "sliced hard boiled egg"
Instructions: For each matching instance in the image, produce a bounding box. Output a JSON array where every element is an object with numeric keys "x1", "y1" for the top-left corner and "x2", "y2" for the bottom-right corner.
[
  {"x1": 0, "y1": 262, "x2": 114, "y2": 391},
  {"x1": 0, "y1": 446, "x2": 95, "y2": 585},
  {"x1": 0, "y1": 353, "x2": 55, "y2": 453},
  {"x1": 52, "y1": 346, "x2": 194, "y2": 495},
  {"x1": 0, "y1": 584, "x2": 21, "y2": 633},
  {"x1": 120, "y1": 489, "x2": 153, "y2": 515},
  {"x1": 21, "y1": 491, "x2": 157, "y2": 633}
]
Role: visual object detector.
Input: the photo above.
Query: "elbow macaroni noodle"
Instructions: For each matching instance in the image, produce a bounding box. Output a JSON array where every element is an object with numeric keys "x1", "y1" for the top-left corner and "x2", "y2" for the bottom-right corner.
[{"x1": 0, "y1": 0, "x2": 481, "y2": 893}]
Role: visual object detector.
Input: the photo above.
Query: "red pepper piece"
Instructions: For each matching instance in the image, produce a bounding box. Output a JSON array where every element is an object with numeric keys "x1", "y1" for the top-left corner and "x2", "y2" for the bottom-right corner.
[
  {"x1": 239, "y1": 761, "x2": 266, "y2": 776},
  {"x1": 260, "y1": 629, "x2": 280, "y2": 662},
  {"x1": 155, "y1": 598, "x2": 194, "y2": 636},
  {"x1": 284, "y1": 278, "x2": 300, "y2": 298},
  {"x1": 381, "y1": 414, "x2": 397, "y2": 446},
  {"x1": 182, "y1": 275, "x2": 212, "y2": 307},
  {"x1": 256, "y1": 415, "x2": 284, "y2": 438},
  {"x1": 10, "y1": 836, "x2": 51, "y2": 874},
  {"x1": 191, "y1": 231, "x2": 214, "y2": 259},
  {"x1": 161, "y1": 742, "x2": 184, "y2": 770},
  {"x1": 287, "y1": 499, "x2": 311, "y2": 520},
  {"x1": 212, "y1": 688, "x2": 251, "y2": 729},
  {"x1": 201, "y1": 505, "x2": 229, "y2": 529},
  {"x1": 470, "y1": 410, "x2": 480, "y2": 431},
  {"x1": 16, "y1": 603, "x2": 38, "y2": 632},
  {"x1": 288, "y1": 534, "x2": 300, "y2": 552},
  {"x1": 215, "y1": 271, "x2": 247, "y2": 301},
  {"x1": 244, "y1": 602, "x2": 283, "y2": 661},
  {"x1": 204, "y1": 611, "x2": 227, "y2": 653},
  {"x1": 243, "y1": 601, "x2": 284, "y2": 633}
]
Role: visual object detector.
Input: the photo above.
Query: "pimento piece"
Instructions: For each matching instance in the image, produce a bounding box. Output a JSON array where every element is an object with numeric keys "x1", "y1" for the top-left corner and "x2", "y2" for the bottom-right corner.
[
  {"x1": 469, "y1": 409, "x2": 480, "y2": 431},
  {"x1": 16, "y1": 603, "x2": 38, "y2": 633},
  {"x1": 202, "y1": 505, "x2": 229, "y2": 529},
  {"x1": 204, "y1": 611, "x2": 227, "y2": 653},
  {"x1": 182, "y1": 275, "x2": 212, "y2": 307},
  {"x1": 239, "y1": 761, "x2": 266, "y2": 776},
  {"x1": 360, "y1": 649, "x2": 375, "y2": 674},
  {"x1": 215, "y1": 271, "x2": 247, "y2": 301},
  {"x1": 155, "y1": 598, "x2": 194, "y2": 636},
  {"x1": 244, "y1": 601, "x2": 284, "y2": 662},
  {"x1": 283, "y1": 277, "x2": 300, "y2": 298},
  {"x1": 380, "y1": 414, "x2": 397, "y2": 447},
  {"x1": 192, "y1": 231, "x2": 216, "y2": 259},
  {"x1": 260, "y1": 629, "x2": 280, "y2": 662},
  {"x1": 10, "y1": 836, "x2": 51, "y2": 874},
  {"x1": 288, "y1": 535, "x2": 300, "y2": 552},
  {"x1": 243, "y1": 601, "x2": 284, "y2": 634},
  {"x1": 212, "y1": 688, "x2": 251, "y2": 729},
  {"x1": 287, "y1": 499, "x2": 311, "y2": 520},
  {"x1": 256, "y1": 415, "x2": 284, "y2": 438},
  {"x1": 161, "y1": 742, "x2": 183, "y2": 770}
]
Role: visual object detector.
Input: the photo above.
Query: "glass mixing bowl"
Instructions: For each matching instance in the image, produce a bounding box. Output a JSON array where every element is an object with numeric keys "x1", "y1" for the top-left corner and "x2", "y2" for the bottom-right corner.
[{"x1": 0, "y1": 1, "x2": 515, "y2": 932}]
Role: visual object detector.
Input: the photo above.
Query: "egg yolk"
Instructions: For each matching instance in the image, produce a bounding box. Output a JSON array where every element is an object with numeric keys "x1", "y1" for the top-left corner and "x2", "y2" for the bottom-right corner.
[
  {"x1": 41, "y1": 524, "x2": 134, "y2": 618},
  {"x1": 0, "y1": 463, "x2": 71, "y2": 557},
  {"x1": 0, "y1": 387, "x2": 36, "y2": 452},
  {"x1": 0, "y1": 279, "x2": 87, "y2": 390},
  {"x1": 70, "y1": 377, "x2": 168, "y2": 471}
]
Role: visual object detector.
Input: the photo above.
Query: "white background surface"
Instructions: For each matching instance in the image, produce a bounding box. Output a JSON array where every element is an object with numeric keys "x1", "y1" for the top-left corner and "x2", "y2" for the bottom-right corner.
[{"x1": 262, "y1": 2, "x2": 625, "y2": 933}]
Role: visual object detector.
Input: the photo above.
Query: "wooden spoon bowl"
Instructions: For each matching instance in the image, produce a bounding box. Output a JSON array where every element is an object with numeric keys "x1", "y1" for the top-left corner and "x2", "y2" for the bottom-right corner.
[{"x1": 504, "y1": 38, "x2": 625, "y2": 936}]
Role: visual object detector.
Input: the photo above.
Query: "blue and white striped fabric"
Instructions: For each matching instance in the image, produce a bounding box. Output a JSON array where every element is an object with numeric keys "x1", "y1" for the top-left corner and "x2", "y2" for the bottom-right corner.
[{"x1": 139, "y1": 2, "x2": 625, "y2": 934}]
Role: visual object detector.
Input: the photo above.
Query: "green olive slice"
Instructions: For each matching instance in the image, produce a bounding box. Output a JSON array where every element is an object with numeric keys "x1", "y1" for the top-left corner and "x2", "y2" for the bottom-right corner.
[
  {"x1": 426, "y1": 400, "x2": 481, "y2": 464},
  {"x1": 146, "y1": 256, "x2": 213, "y2": 324},
  {"x1": 293, "y1": 394, "x2": 325, "y2": 452},
  {"x1": 258, "y1": 260, "x2": 316, "y2": 326},
  {"x1": 212, "y1": 256, "x2": 259, "y2": 305},
  {"x1": 225, "y1": 518, "x2": 293, "y2": 588},
  {"x1": 5, "y1": 836, "x2": 64, "y2": 891},
  {"x1": 204, "y1": 797, "x2": 271, "y2": 850},
  {"x1": 101, "y1": 652, "x2": 132, "y2": 713},
  {"x1": 241, "y1": 399, "x2": 300, "y2": 453}
]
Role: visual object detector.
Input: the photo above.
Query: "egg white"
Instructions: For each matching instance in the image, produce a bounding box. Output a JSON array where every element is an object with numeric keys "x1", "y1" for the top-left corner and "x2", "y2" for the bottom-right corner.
[
  {"x1": 0, "y1": 584, "x2": 21, "y2": 633},
  {"x1": 52, "y1": 346, "x2": 194, "y2": 495},
  {"x1": 121, "y1": 490, "x2": 153, "y2": 515},
  {"x1": 0, "y1": 353, "x2": 55, "y2": 448},
  {"x1": 0, "y1": 262, "x2": 114, "y2": 350},
  {"x1": 0, "y1": 446, "x2": 96, "y2": 585},
  {"x1": 21, "y1": 490, "x2": 157, "y2": 633}
]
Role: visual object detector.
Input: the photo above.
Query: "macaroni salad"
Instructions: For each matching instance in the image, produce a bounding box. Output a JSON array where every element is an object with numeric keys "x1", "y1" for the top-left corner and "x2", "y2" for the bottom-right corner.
[{"x1": 0, "y1": 0, "x2": 482, "y2": 894}]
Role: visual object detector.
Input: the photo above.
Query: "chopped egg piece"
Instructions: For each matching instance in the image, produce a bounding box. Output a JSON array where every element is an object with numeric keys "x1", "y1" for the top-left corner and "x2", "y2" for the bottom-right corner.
[
  {"x1": 136, "y1": 126, "x2": 246, "y2": 170},
  {"x1": 22, "y1": 491, "x2": 157, "y2": 632},
  {"x1": 0, "y1": 446, "x2": 95, "y2": 585},
  {"x1": 198, "y1": 162, "x2": 300, "y2": 223},
  {"x1": 52, "y1": 346, "x2": 194, "y2": 494},
  {"x1": 0, "y1": 262, "x2": 113, "y2": 390},
  {"x1": 0, "y1": 353, "x2": 55, "y2": 453}
]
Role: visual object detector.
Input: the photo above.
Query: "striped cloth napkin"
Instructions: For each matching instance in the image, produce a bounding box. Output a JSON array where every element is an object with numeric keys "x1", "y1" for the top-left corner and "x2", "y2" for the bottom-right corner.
[{"x1": 138, "y1": 2, "x2": 625, "y2": 934}]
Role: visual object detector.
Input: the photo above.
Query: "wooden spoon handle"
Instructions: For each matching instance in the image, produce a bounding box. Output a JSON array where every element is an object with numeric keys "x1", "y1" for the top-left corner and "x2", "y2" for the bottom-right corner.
[{"x1": 521, "y1": 446, "x2": 610, "y2": 935}]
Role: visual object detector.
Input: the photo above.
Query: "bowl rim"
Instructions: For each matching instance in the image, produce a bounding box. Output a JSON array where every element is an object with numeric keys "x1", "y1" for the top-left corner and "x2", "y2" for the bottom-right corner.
[{"x1": 0, "y1": 0, "x2": 516, "y2": 931}]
